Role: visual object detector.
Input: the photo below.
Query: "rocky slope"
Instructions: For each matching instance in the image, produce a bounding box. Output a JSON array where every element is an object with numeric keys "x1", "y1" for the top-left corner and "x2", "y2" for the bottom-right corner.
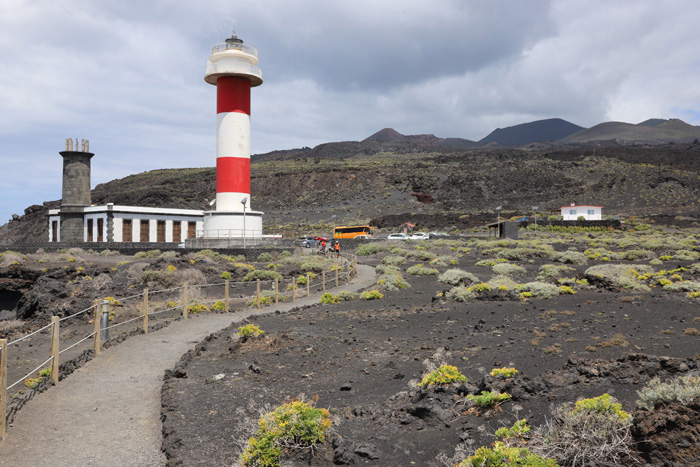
[{"x1": 2, "y1": 142, "x2": 700, "y2": 244}]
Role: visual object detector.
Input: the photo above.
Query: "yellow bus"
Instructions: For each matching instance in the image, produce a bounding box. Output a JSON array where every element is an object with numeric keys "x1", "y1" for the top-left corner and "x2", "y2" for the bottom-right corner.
[{"x1": 334, "y1": 225, "x2": 374, "y2": 239}]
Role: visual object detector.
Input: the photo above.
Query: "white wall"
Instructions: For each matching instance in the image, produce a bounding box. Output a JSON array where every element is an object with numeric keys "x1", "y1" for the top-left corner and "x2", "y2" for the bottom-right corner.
[{"x1": 561, "y1": 206, "x2": 602, "y2": 221}]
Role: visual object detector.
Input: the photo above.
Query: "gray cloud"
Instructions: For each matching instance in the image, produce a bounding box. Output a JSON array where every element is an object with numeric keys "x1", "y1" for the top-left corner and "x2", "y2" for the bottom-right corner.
[{"x1": 0, "y1": 0, "x2": 699, "y2": 223}]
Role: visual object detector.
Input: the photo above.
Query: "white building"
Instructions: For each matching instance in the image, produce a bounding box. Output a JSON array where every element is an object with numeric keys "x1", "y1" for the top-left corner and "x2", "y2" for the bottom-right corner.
[
  {"x1": 559, "y1": 203, "x2": 603, "y2": 221},
  {"x1": 48, "y1": 204, "x2": 204, "y2": 243}
]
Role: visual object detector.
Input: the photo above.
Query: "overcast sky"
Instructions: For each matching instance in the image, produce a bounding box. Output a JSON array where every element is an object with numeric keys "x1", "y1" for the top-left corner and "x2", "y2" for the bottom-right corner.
[{"x1": 1, "y1": 0, "x2": 699, "y2": 226}]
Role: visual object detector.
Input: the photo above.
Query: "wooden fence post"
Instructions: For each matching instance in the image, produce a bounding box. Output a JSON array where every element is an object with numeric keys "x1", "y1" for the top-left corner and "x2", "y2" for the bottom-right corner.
[
  {"x1": 306, "y1": 273, "x2": 310, "y2": 297},
  {"x1": 335, "y1": 268, "x2": 339, "y2": 287},
  {"x1": 347, "y1": 265, "x2": 351, "y2": 284},
  {"x1": 94, "y1": 301, "x2": 101, "y2": 355},
  {"x1": 275, "y1": 279, "x2": 279, "y2": 303},
  {"x1": 50, "y1": 316, "x2": 60, "y2": 384},
  {"x1": 183, "y1": 285, "x2": 188, "y2": 319},
  {"x1": 143, "y1": 288, "x2": 149, "y2": 333},
  {"x1": 1, "y1": 338, "x2": 7, "y2": 440},
  {"x1": 292, "y1": 280, "x2": 296, "y2": 302},
  {"x1": 256, "y1": 279, "x2": 261, "y2": 309},
  {"x1": 225, "y1": 280, "x2": 230, "y2": 312},
  {"x1": 322, "y1": 270, "x2": 326, "y2": 291}
]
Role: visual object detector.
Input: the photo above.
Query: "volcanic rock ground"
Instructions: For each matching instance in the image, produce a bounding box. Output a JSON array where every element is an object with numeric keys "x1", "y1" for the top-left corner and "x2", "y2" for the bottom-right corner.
[{"x1": 160, "y1": 240, "x2": 700, "y2": 466}]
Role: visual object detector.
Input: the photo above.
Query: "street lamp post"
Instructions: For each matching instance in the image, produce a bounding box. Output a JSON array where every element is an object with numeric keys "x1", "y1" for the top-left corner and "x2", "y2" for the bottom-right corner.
[
  {"x1": 241, "y1": 197, "x2": 248, "y2": 249},
  {"x1": 495, "y1": 206, "x2": 502, "y2": 238}
]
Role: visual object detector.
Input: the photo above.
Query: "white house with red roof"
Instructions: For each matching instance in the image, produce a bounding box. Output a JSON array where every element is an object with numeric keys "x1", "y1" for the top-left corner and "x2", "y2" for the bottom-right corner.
[{"x1": 559, "y1": 203, "x2": 603, "y2": 220}]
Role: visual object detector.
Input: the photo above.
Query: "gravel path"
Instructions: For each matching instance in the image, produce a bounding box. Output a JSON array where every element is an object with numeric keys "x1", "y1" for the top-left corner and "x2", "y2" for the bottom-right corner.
[{"x1": 0, "y1": 265, "x2": 375, "y2": 466}]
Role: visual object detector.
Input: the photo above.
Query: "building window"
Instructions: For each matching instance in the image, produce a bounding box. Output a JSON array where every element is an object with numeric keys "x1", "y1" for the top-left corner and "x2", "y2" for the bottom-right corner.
[
  {"x1": 187, "y1": 221, "x2": 196, "y2": 239},
  {"x1": 588, "y1": 209, "x2": 594, "y2": 215},
  {"x1": 570, "y1": 210, "x2": 576, "y2": 215},
  {"x1": 173, "y1": 221, "x2": 181, "y2": 242},
  {"x1": 157, "y1": 220, "x2": 165, "y2": 242},
  {"x1": 123, "y1": 219, "x2": 132, "y2": 242},
  {"x1": 140, "y1": 220, "x2": 149, "y2": 242},
  {"x1": 87, "y1": 219, "x2": 94, "y2": 242},
  {"x1": 97, "y1": 218, "x2": 104, "y2": 242},
  {"x1": 51, "y1": 221, "x2": 58, "y2": 242}
]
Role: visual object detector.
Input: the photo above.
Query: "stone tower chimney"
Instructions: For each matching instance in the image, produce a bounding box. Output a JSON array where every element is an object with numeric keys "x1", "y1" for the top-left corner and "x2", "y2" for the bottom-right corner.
[{"x1": 59, "y1": 138, "x2": 93, "y2": 242}]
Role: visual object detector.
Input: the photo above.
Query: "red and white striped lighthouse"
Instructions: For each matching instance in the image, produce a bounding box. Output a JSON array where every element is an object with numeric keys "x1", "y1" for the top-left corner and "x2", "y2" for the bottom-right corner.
[{"x1": 203, "y1": 32, "x2": 263, "y2": 238}]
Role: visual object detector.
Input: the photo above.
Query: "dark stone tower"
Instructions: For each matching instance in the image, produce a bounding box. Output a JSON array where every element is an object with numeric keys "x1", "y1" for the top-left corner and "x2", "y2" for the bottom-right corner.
[{"x1": 59, "y1": 138, "x2": 93, "y2": 242}]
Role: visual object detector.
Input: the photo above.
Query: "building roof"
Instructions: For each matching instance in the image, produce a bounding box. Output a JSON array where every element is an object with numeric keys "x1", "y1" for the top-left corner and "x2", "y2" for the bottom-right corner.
[{"x1": 559, "y1": 204, "x2": 604, "y2": 209}]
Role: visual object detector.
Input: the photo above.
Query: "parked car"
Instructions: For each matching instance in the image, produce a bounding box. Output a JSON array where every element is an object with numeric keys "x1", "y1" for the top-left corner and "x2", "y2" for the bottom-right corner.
[
  {"x1": 409, "y1": 232, "x2": 430, "y2": 240},
  {"x1": 387, "y1": 233, "x2": 410, "y2": 240},
  {"x1": 298, "y1": 236, "x2": 321, "y2": 248}
]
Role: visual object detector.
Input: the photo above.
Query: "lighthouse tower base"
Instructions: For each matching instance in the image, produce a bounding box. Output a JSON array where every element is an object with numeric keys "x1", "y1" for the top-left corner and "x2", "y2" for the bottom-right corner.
[
  {"x1": 188, "y1": 210, "x2": 264, "y2": 248},
  {"x1": 202, "y1": 210, "x2": 263, "y2": 238}
]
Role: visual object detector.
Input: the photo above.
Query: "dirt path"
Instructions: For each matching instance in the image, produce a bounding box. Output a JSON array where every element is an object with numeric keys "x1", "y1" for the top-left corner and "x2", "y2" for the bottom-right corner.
[{"x1": 0, "y1": 265, "x2": 376, "y2": 466}]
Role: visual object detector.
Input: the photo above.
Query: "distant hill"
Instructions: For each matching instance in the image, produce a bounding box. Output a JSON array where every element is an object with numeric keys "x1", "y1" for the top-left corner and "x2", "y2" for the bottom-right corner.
[
  {"x1": 479, "y1": 118, "x2": 584, "y2": 146},
  {"x1": 560, "y1": 119, "x2": 700, "y2": 145},
  {"x1": 637, "y1": 118, "x2": 667, "y2": 127},
  {"x1": 363, "y1": 128, "x2": 479, "y2": 148}
]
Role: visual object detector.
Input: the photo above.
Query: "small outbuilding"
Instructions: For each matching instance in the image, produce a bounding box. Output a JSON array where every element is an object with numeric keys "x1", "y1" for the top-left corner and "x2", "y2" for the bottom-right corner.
[{"x1": 560, "y1": 203, "x2": 603, "y2": 221}]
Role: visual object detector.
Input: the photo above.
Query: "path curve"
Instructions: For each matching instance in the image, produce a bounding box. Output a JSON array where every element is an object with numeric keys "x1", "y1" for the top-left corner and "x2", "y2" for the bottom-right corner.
[{"x1": 0, "y1": 265, "x2": 376, "y2": 466}]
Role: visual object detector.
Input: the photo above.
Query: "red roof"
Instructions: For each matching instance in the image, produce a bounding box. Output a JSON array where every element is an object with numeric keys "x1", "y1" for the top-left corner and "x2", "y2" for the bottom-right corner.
[{"x1": 400, "y1": 222, "x2": 416, "y2": 227}]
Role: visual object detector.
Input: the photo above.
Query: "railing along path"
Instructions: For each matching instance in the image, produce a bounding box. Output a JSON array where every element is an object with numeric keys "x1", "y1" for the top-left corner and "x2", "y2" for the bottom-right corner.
[{"x1": 0, "y1": 253, "x2": 358, "y2": 440}]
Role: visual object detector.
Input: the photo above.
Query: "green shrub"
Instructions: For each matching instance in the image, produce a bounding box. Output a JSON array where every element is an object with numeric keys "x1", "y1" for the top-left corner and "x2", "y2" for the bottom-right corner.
[
  {"x1": 220, "y1": 271, "x2": 232, "y2": 280},
  {"x1": 257, "y1": 252, "x2": 273, "y2": 263},
  {"x1": 237, "y1": 324, "x2": 264, "y2": 337},
  {"x1": 356, "y1": 243, "x2": 384, "y2": 256},
  {"x1": 240, "y1": 400, "x2": 332, "y2": 467},
  {"x1": 492, "y1": 263, "x2": 526, "y2": 276},
  {"x1": 458, "y1": 442, "x2": 556, "y2": 467},
  {"x1": 553, "y1": 251, "x2": 587, "y2": 265},
  {"x1": 337, "y1": 290, "x2": 354, "y2": 301},
  {"x1": 381, "y1": 255, "x2": 407, "y2": 266},
  {"x1": 585, "y1": 264, "x2": 653, "y2": 291},
  {"x1": 487, "y1": 275, "x2": 518, "y2": 291},
  {"x1": 620, "y1": 249, "x2": 655, "y2": 261},
  {"x1": 495, "y1": 419, "x2": 530, "y2": 441},
  {"x1": 376, "y1": 265, "x2": 411, "y2": 291},
  {"x1": 406, "y1": 264, "x2": 439, "y2": 276},
  {"x1": 446, "y1": 285, "x2": 475, "y2": 302},
  {"x1": 242, "y1": 270, "x2": 283, "y2": 282},
  {"x1": 437, "y1": 268, "x2": 479, "y2": 286},
  {"x1": 211, "y1": 301, "x2": 226, "y2": 311},
  {"x1": 418, "y1": 365, "x2": 468, "y2": 387},
  {"x1": 360, "y1": 290, "x2": 384, "y2": 300},
  {"x1": 188, "y1": 303, "x2": 210, "y2": 314},
  {"x1": 468, "y1": 391, "x2": 512, "y2": 408},
  {"x1": 134, "y1": 249, "x2": 161, "y2": 259},
  {"x1": 533, "y1": 394, "x2": 632, "y2": 465},
  {"x1": 141, "y1": 269, "x2": 177, "y2": 288},
  {"x1": 537, "y1": 264, "x2": 575, "y2": 280},
  {"x1": 636, "y1": 375, "x2": 700, "y2": 411},
  {"x1": 490, "y1": 367, "x2": 518, "y2": 378},
  {"x1": 516, "y1": 282, "x2": 560, "y2": 299},
  {"x1": 673, "y1": 249, "x2": 700, "y2": 261},
  {"x1": 319, "y1": 293, "x2": 340, "y2": 304},
  {"x1": 413, "y1": 250, "x2": 437, "y2": 262}
]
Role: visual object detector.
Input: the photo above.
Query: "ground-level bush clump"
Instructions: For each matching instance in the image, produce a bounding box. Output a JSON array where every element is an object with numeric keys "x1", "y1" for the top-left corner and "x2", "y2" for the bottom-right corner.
[
  {"x1": 636, "y1": 375, "x2": 700, "y2": 410},
  {"x1": 492, "y1": 262, "x2": 527, "y2": 276},
  {"x1": 516, "y1": 282, "x2": 560, "y2": 299},
  {"x1": 457, "y1": 442, "x2": 557, "y2": 467},
  {"x1": 418, "y1": 364, "x2": 468, "y2": 387},
  {"x1": 437, "y1": 268, "x2": 479, "y2": 286},
  {"x1": 375, "y1": 265, "x2": 411, "y2": 291},
  {"x1": 531, "y1": 394, "x2": 632, "y2": 466},
  {"x1": 243, "y1": 270, "x2": 283, "y2": 282},
  {"x1": 240, "y1": 399, "x2": 332, "y2": 467},
  {"x1": 585, "y1": 264, "x2": 653, "y2": 291},
  {"x1": 381, "y1": 255, "x2": 407, "y2": 266},
  {"x1": 406, "y1": 264, "x2": 440, "y2": 276},
  {"x1": 355, "y1": 243, "x2": 384, "y2": 256}
]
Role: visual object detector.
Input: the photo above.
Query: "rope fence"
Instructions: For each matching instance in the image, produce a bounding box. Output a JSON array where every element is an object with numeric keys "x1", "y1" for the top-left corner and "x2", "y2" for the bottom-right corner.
[{"x1": 0, "y1": 253, "x2": 359, "y2": 440}]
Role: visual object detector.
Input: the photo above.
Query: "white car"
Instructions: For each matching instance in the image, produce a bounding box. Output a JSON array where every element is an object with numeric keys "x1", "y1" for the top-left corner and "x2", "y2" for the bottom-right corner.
[
  {"x1": 409, "y1": 232, "x2": 430, "y2": 240},
  {"x1": 387, "y1": 233, "x2": 410, "y2": 240}
]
